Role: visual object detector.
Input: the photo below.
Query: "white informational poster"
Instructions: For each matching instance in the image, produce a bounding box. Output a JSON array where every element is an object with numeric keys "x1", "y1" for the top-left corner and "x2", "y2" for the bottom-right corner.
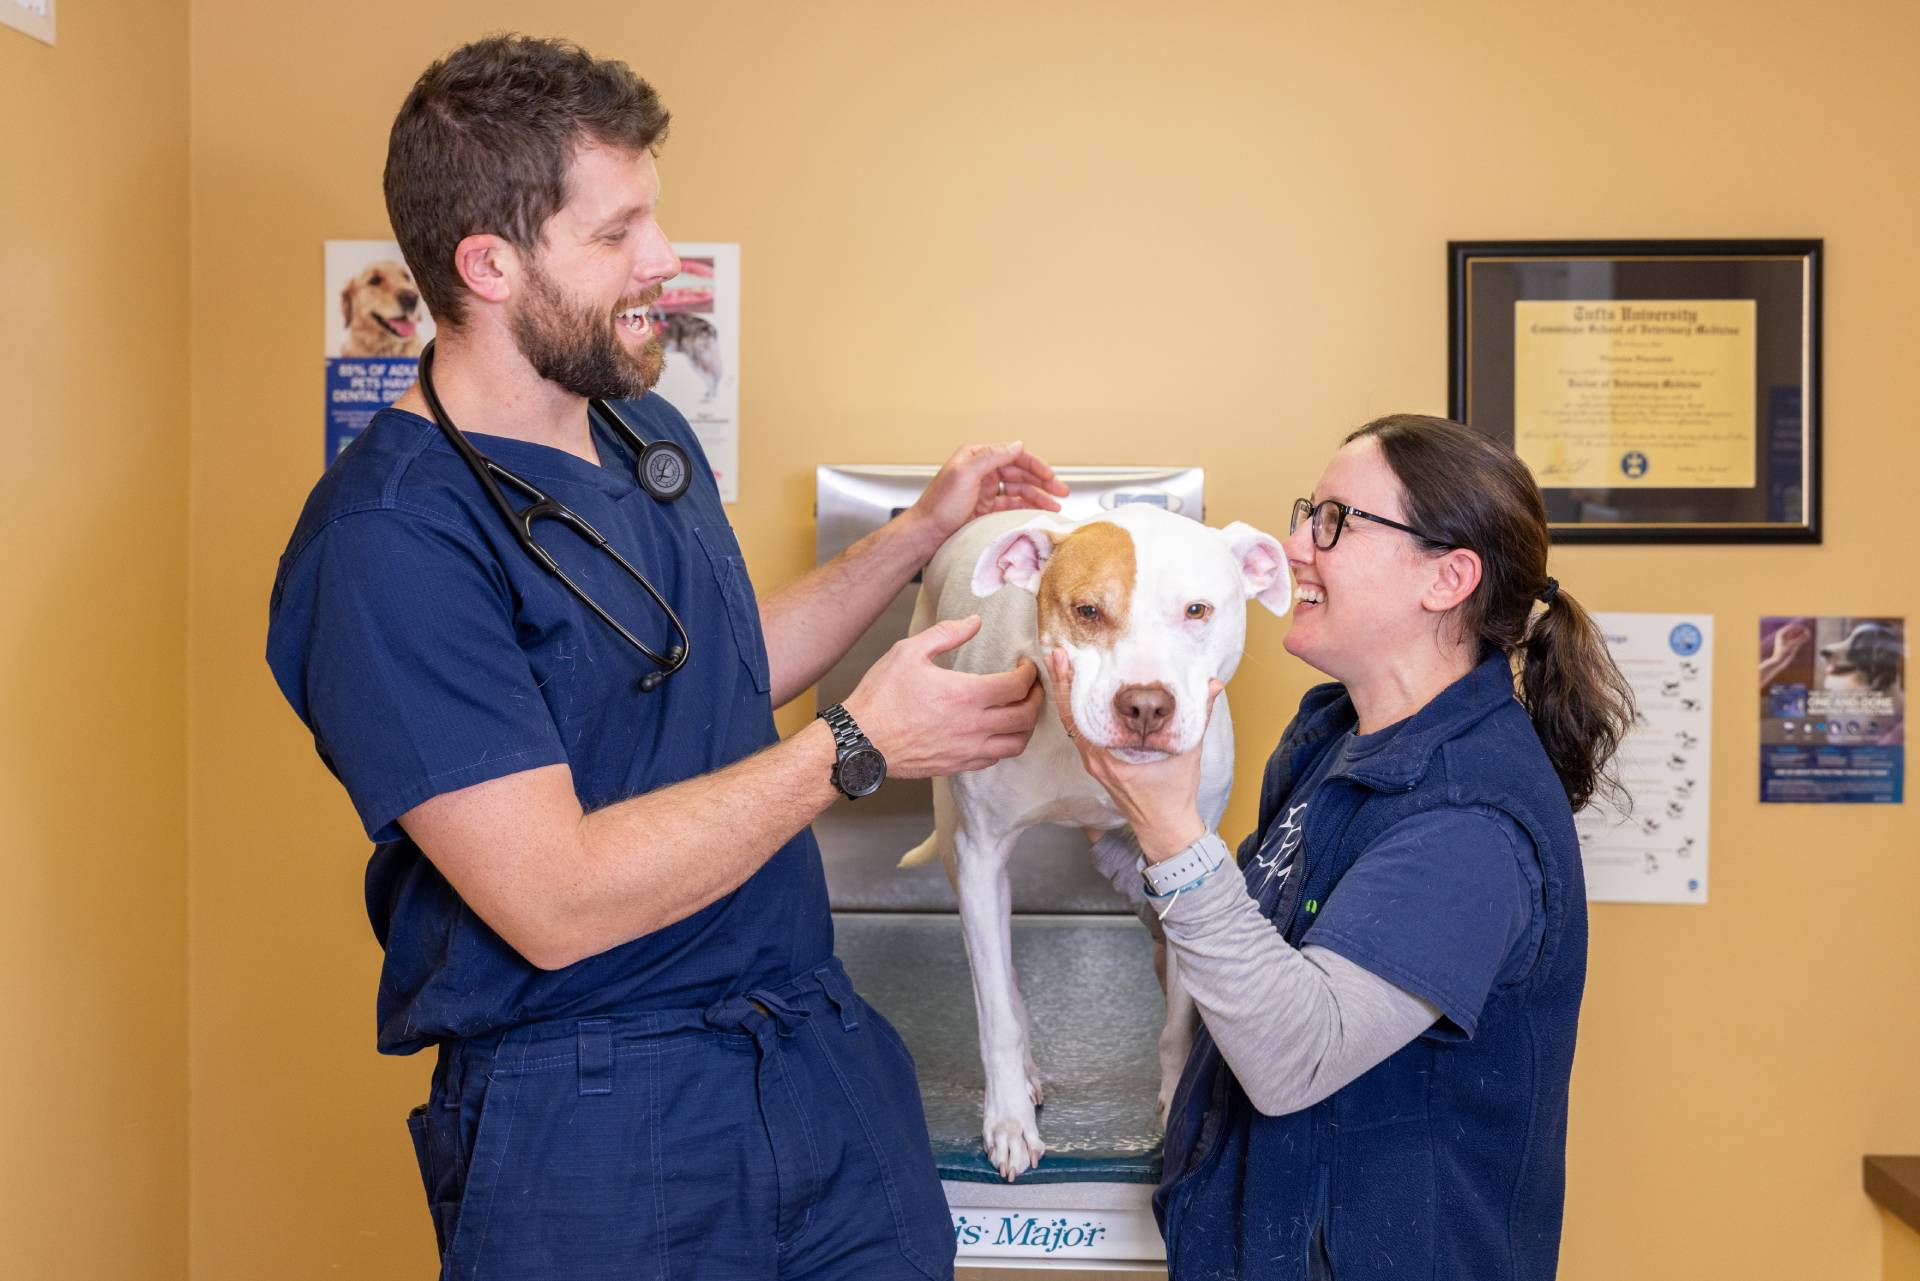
[
  {"x1": 1, "y1": 0, "x2": 55, "y2": 45},
  {"x1": 1574, "y1": 613, "x2": 1713, "y2": 904},
  {"x1": 656, "y1": 243, "x2": 741, "y2": 502}
]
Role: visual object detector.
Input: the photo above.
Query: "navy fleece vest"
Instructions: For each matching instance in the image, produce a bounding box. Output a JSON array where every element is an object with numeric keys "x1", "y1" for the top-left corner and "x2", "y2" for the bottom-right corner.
[{"x1": 1154, "y1": 652, "x2": 1588, "y2": 1280}]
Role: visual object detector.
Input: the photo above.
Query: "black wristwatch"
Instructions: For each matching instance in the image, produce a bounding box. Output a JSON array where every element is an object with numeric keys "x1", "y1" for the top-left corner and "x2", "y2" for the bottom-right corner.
[{"x1": 817, "y1": 703, "x2": 887, "y2": 799}]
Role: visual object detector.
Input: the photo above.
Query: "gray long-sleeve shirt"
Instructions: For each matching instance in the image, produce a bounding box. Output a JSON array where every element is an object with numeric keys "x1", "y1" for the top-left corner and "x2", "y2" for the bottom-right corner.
[{"x1": 1094, "y1": 829, "x2": 1441, "y2": 1116}]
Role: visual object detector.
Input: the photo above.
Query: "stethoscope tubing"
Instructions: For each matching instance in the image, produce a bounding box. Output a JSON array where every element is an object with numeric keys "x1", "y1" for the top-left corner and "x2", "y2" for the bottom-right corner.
[{"x1": 416, "y1": 340, "x2": 693, "y2": 689}]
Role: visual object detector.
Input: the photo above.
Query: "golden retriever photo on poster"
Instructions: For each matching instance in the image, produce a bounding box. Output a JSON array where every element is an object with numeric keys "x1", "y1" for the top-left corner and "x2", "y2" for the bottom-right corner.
[{"x1": 324, "y1": 240, "x2": 438, "y2": 462}]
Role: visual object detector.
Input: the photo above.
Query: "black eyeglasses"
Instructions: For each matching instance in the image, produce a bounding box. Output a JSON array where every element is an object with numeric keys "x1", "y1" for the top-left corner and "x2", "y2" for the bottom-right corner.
[{"x1": 1289, "y1": 497, "x2": 1453, "y2": 551}]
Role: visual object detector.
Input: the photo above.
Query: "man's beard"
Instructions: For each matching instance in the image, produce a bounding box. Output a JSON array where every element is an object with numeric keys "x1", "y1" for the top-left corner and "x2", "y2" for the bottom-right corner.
[{"x1": 510, "y1": 259, "x2": 665, "y2": 400}]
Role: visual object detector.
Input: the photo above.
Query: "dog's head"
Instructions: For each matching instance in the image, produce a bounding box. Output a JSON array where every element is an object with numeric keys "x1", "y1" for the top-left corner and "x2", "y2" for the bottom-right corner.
[
  {"x1": 972, "y1": 505, "x2": 1290, "y2": 762},
  {"x1": 341, "y1": 260, "x2": 424, "y2": 345},
  {"x1": 1820, "y1": 622, "x2": 1905, "y2": 692}
]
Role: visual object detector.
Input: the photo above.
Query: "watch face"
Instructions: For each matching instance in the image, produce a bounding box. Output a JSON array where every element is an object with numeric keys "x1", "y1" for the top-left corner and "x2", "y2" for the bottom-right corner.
[{"x1": 837, "y1": 746, "x2": 887, "y2": 798}]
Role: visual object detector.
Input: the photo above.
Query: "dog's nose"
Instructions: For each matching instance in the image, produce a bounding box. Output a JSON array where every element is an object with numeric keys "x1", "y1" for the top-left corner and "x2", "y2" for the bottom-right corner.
[
  {"x1": 1113, "y1": 684, "x2": 1174, "y2": 738},
  {"x1": 398, "y1": 290, "x2": 420, "y2": 313}
]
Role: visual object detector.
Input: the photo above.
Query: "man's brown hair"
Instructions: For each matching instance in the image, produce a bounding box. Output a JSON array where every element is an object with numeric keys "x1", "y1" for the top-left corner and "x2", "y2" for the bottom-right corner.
[{"x1": 383, "y1": 35, "x2": 670, "y2": 328}]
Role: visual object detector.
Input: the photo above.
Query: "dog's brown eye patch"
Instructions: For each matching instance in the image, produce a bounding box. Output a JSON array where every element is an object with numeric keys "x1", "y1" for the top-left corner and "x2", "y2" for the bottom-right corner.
[{"x1": 1036, "y1": 522, "x2": 1135, "y2": 650}]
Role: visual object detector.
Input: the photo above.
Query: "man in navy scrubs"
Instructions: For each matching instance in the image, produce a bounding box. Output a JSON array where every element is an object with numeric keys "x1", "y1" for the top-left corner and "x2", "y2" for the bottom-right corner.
[{"x1": 267, "y1": 35, "x2": 1066, "y2": 1280}]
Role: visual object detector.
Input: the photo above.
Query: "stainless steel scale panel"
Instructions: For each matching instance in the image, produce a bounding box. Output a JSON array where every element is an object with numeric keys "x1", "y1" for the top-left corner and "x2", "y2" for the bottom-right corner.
[{"x1": 814, "y1": 465, "x2": 1204, "y2": 913}]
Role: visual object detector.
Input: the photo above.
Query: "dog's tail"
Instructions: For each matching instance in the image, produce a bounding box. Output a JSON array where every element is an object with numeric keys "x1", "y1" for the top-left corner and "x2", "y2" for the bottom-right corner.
[
  {"x1": 897, "y1": 833, "x2": 941, "y2": 868},
  {"x1": 897, "y1": 774, "x2": 957, "y2": 869}
]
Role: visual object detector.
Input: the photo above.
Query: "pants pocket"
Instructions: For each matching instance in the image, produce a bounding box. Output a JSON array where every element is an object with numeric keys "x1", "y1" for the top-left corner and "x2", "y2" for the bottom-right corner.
[
  {"x1": 443, "y1": 1060, "x2": 664, "y2": 1281},
  {"x1": 1310, "y1": 1221, "x2": 1335, "y2": 1280},
  {"x1": 410, "y1": 1097, "x2": 477, "y2": 1264},
  {"x1": 811, "y1": 1006, "x2": 958, "y2": 1280},
  {"x1": 404, "y1": 1105, "x2": 454, "y2": 1258}
]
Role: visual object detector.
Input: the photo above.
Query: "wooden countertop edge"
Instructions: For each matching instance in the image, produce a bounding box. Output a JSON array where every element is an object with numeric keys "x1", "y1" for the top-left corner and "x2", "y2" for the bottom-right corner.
[{"x1": 1866, "y1": 1156, "x2": 1920, "y2": 1235}]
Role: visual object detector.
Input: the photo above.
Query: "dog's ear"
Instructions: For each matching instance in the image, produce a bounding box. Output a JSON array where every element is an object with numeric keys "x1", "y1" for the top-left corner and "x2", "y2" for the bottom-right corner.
[
  {"x1": 1220, "y1": 522, "x2": 1292, "y2": 617},
  {"x1": 341, "y1": 279, "x2": 356, "y2": 327},
  {"x1": 972, "y1": 518, "x2": 1070, "y2": 596}
]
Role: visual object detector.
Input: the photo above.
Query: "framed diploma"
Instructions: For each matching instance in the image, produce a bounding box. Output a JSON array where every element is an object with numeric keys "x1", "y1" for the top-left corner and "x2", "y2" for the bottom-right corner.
[{"x1": 1449, "y1": 240, "x2": 1821, "y2": 543}]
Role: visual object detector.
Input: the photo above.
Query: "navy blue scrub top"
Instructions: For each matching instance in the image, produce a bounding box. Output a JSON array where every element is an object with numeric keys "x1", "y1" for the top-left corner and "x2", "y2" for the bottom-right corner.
[{"x1": 267, "y1": 399, "x2": 833, "y2": 1055}]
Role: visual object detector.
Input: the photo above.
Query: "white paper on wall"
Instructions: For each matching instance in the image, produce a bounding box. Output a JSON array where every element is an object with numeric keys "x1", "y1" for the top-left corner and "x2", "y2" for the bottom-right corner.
[
  {"x1": 655, "y1": 243, "x2": 740, "y2": 503},
  {"x1": 1574, "y1": 613, "x2": 1713, "y2": 904}
]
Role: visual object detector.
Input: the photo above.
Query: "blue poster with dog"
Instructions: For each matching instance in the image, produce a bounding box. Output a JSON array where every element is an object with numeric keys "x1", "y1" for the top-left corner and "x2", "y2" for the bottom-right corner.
[
  {"x1": 1760, "y1": 616, "x2": 1906, "y2": 803},
  {"x1": 324, "y1": 240, "x2": 436, "y2": 464}
]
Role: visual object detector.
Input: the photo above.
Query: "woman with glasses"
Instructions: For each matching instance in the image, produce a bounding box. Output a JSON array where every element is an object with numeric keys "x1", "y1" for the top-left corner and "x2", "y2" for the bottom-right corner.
[{"x1": 1050, "y1": 414, "x2": 1633, "y2": 1281}]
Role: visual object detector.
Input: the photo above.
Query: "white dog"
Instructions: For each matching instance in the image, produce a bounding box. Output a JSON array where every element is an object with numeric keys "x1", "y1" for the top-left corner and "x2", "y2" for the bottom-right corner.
[{"x1": 899, "y1": 503, "x2": 1291, "y2": 1179}]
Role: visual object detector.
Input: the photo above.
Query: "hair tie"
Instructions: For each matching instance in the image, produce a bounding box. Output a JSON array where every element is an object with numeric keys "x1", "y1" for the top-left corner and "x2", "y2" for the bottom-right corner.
[{"x1": 1536, "y1": 576, "x2": 1560, "y2": 606}]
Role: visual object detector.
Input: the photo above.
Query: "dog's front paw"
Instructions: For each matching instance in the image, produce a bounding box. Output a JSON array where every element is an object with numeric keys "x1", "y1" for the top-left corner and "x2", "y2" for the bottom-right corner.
[{"x1": 982, "y1": 1104, "x2": 1046, "y2": 1182}]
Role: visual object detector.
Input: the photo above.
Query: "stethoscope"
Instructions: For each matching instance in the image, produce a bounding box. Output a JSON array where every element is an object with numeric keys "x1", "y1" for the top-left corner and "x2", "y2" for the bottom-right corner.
[{"x1": 418, "y1": 339, "x2": 693, "y2": 692}]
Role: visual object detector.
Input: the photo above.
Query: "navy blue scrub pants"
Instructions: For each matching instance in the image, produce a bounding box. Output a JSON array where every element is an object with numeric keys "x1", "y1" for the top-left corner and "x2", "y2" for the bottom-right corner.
[{"x1": 406, "y1": 959, "x2": 957, "y2": 1279}]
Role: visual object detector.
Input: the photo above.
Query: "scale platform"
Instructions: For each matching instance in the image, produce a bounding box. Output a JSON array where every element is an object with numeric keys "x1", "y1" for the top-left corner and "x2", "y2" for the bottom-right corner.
[{"x1": 836, "y1": 913, "x2": 1170, "y2": 1269}]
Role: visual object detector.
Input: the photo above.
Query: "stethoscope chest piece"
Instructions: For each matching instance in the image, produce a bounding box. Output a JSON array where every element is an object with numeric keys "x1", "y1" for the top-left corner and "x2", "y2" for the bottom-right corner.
[{"x1": 636, "y1": 437, "x2": 693, "y2": 502}]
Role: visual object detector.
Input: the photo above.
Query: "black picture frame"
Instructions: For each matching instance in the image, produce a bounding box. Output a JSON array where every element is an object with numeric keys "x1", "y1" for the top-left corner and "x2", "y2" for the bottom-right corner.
[{"x1": 1449, "y1": 239, "x2": 1822, "y2": 544}]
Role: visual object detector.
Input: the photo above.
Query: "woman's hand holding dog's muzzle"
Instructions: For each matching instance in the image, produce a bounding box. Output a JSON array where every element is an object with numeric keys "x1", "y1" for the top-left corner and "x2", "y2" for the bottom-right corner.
[{"x1": 1047, "y1": 647, "x2": 1221, "y2": 863}]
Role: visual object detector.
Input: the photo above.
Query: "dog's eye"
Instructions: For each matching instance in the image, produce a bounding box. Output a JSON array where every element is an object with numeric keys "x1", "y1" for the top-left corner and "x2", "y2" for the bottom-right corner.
[
  {"x1": 1185, "y1": 602, "x2": 1213, "y2": 621},
  {"x1": 368, "y1": 274, "x2": 383, "y2": 286},
  {"x1": 1075, "y1": 604, "x2": 1099, "y2": 621}
]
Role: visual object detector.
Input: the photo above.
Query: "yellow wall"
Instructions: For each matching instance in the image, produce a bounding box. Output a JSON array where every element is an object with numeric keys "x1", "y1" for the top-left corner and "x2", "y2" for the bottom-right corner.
[
  {"x1": 179, "y1": 0, "x2": 1920, "y2": 1277},
  {"x1": 0, "y1": 3, "x2": 190, "y2": 1279}
]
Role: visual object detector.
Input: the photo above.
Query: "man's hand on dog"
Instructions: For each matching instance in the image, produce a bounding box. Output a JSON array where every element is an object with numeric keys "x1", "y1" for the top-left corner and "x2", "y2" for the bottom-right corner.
[
  {"x1": 908, "y1": 441, "x2": 1071, "y2": 548},
  {"x1": 844, "y1": 617, "x2": 1044, "y2": 778},
  {"x1": 1049, "y1": 647, "x2": 1220, "y2": 861}
]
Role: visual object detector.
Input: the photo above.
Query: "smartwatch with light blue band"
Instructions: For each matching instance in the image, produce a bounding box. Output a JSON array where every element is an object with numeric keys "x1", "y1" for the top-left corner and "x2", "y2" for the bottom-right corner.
[{"x1": 1140, "y1": 834, "x2": 1226, "y2": 899}]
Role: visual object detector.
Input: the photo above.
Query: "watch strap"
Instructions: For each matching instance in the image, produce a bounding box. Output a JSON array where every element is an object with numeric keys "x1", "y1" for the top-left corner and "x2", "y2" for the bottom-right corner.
[
  {"x1": 817, "y1": 703, "x2": 868, "y2": 751},
  {"x1": 1141, "y1": 833, "x2": 1227, "y2": 898}
]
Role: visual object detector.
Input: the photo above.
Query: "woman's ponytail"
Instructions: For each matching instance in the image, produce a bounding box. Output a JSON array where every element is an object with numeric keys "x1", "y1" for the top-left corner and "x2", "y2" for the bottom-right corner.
[{"x1": 1518, "y1": 586, "x2": 1636, "y2": 813}]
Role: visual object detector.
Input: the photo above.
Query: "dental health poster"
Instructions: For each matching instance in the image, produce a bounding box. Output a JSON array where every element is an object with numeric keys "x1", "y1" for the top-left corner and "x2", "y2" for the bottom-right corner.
[
  {"x1": 655, "y1": 243, "x2": 740, "y2": 503},
  {"x1": 1760, "y1": 616, "x2": 1906, "y2": 804},
  {"x1": 1573, "y1": 613, "x2": 1713, "y2": 904},
  {"x1": 324, "y1": 240, "x2": 436, "y2": 464},
  {"x1": 320, "y1": 240, "x2": 739, "y2": 502}
]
